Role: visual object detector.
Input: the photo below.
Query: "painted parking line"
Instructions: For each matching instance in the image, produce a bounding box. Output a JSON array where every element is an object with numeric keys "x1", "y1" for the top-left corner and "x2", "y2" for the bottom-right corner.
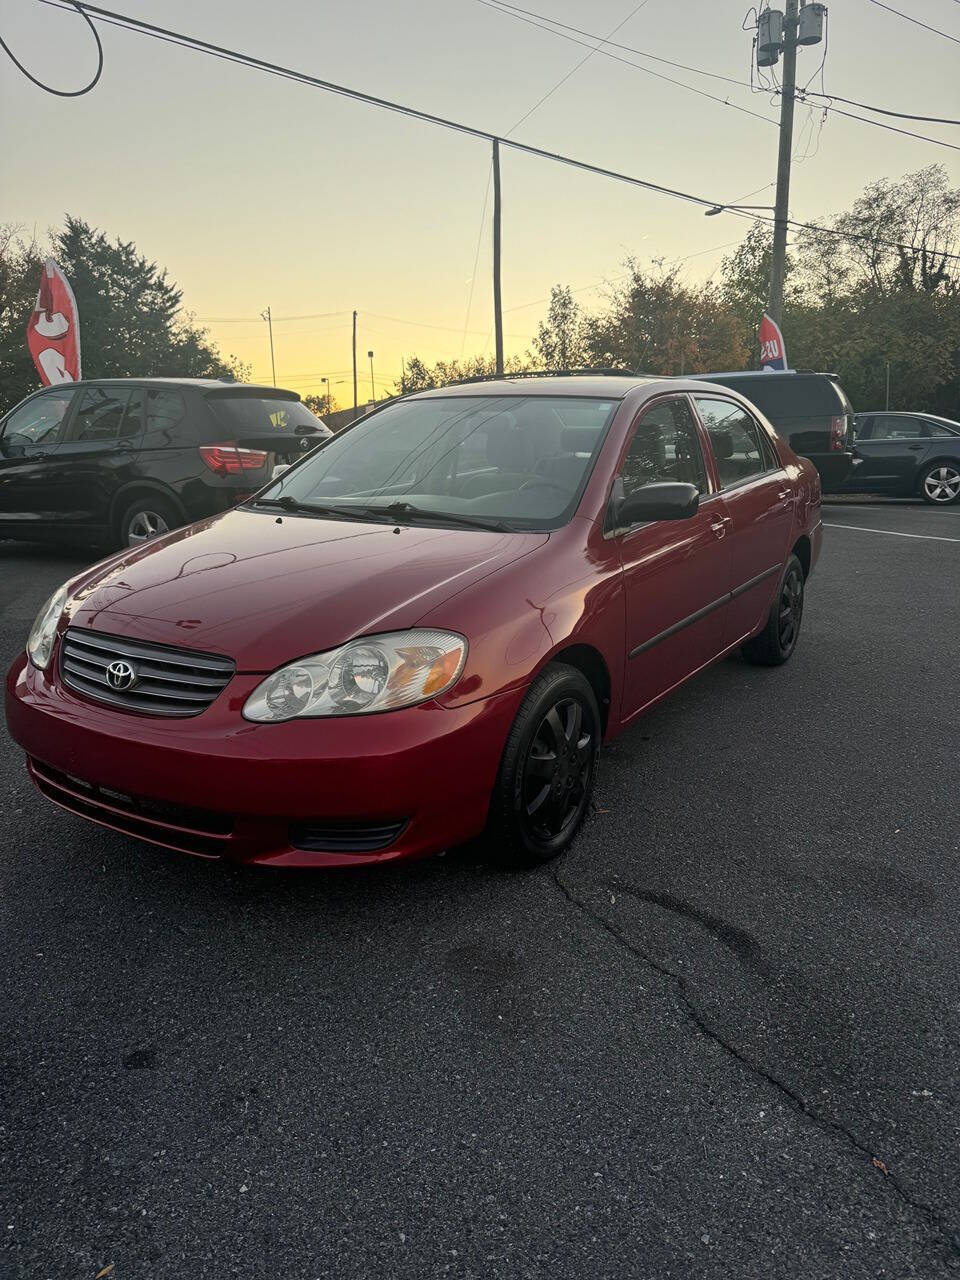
[{"x1": 824, "y1": 522, "x2": 960, "y2": 544}]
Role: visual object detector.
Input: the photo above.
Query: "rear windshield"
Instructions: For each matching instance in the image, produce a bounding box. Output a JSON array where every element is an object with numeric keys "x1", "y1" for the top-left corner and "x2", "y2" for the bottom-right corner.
[
  {"x1": 701, "y1": 376, "x2": 847, "y2": 419},
  {"x1": 207, "y1": 395, "x2": 328, "y2": 437}
]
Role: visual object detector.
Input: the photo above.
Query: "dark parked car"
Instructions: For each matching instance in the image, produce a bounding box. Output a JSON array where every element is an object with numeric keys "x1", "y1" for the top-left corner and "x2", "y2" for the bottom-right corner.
[
  {"x1": 691, "y1": 370, "x2": 855, "y2": 492},
  {"x1": 0, "y1": 378, "x2": 332, "y2": 547},
  {"x1": 7, "y1": 375, "x2": 822, "y2": 869},
  {"x1": 840, "y1": 412, "x2": 960, "y2": 505}
]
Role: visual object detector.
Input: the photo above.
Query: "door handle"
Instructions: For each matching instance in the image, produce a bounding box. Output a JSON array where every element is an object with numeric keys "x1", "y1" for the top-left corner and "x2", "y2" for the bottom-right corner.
[
  {"x1": 710, "y1": 517, "x2": 731, "y2": 539},
  {"x1": 908, "y1": 444, "x2": 924, "y2": 451},
  {"x1": 777, "y1": 489, "x2": 791, "y2": 500}
]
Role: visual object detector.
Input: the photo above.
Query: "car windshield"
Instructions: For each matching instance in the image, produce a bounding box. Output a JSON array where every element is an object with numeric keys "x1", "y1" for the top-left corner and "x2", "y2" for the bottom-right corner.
[{"x1": 253, "y1": 394, "x2": 619, "y2": 529}]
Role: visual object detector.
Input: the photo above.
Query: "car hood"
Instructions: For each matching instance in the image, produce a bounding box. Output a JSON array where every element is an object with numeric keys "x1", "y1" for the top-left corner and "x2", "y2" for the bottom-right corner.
[{"x1": 65, "y1": 508, "x2": 547, "y2": 670}]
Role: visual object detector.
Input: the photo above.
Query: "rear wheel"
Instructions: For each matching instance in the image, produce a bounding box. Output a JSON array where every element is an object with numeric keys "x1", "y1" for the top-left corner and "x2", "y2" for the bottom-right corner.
[
  {"x1": 484, "y1": 663, "x2": 600, "y2": 868},
  {"x1": 741, "y1": 554, "x2": 804, "y2": 667},
  {"x1": 117, "y1": 495, "x2": 181, "y2": 549},
  {"x1": 920, "y1": 463, "x2": 960, "y2": 506}
]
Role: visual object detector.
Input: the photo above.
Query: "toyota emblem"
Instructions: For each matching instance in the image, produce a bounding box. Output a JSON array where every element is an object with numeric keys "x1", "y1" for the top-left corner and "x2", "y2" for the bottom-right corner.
[{"x1": 106, "y1": 659, "x2": 138, "y2": 691}]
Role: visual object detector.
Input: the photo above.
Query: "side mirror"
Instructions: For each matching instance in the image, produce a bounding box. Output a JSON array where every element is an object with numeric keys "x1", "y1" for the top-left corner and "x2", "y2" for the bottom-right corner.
[
  {"x1": 616, "y1": 481, "x2": 700, "y2": 527},
  {"x1": 0, "y1": 438, "x2": 26, "y2": 459}
]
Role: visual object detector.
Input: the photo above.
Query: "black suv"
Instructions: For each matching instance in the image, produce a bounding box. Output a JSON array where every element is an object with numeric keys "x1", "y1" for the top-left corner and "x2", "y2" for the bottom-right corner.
[
  {"x1": 0, "y1": 379, "x2": 331, "y2": 547},
  {"x1": 691, "y1": 370, "x2": 856, "y2": 492}
]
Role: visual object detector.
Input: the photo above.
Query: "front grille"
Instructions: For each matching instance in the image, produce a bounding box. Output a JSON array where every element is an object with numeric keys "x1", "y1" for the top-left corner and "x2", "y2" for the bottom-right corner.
[
  {"x1": 29, "y1": 759, "x2": 233, "y2": 858},
  {"x1": 60, "y1": 628, "x2": 235, "y2": 717},
  {"x1": 288, "y1": 819, "x2": 408, "y2": 853}
]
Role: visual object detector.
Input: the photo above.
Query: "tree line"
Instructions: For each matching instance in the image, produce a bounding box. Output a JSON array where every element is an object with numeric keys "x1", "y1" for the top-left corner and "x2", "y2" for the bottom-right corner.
[
  {"x1": 2, "y1": 167, "x2": 958, "y2": 419},
  {"x1": 401, "y1": 166, "x2": 960, "y2": 418},
  {"x1": 0, "y1": 216, "x2": 246, "y2": 414}
]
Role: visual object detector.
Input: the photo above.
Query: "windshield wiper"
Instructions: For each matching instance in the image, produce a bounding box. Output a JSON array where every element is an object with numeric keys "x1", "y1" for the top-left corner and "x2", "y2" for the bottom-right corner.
[
  {"x1": 254, "y1": 496, "x2": 513, "y2": 532},
  {"x1": 251, "y1": 496, "x2": 395, "y2": 522},
  {"x1": 357, "y1": 501, "x2": 514, "y2": 533}
]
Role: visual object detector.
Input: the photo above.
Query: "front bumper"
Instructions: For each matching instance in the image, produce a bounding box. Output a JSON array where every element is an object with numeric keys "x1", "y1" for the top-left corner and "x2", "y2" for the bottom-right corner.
[{"x1": 5, "y1": 652, "x2": 524, "y2": 867}]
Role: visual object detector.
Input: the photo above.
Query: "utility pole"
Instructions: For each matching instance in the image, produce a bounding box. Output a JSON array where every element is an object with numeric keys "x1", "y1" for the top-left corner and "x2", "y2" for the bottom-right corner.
[
  {"x1": 352, "y1": 310, "x2": 358, "y2": 419},
  {"x1": 492, "y1": 138, "x2": 504, "y2": 378},
  {"x1": 368, "y1": 350, "x2": 375, "y2": 403},
  {"x1": 260, "y1": 306, "x2": 276, "y2": 386},
  {"x1": 768, "y1": 0, "x2": 798, "y2": 326}
]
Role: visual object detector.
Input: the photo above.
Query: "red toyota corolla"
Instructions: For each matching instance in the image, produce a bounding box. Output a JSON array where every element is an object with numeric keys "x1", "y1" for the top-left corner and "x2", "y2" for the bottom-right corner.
[{"x1": 5, "y1": 376, "x2": 821, "y2": 869}]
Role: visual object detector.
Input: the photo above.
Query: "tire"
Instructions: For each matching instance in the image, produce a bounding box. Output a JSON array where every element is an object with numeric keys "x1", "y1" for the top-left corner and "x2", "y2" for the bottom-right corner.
[
  {"x1": 741, "y1": 554, "x2": 804, "y2": 667},
  {"x1": 117, "y1": 494, "x2": 181, "y2": 549},
  {"x1": 919, "y1": 462, "x2": 960, "y2": 506},
  {"x1": 483, "y1": 662, "x2": 600, "y2": 869}
]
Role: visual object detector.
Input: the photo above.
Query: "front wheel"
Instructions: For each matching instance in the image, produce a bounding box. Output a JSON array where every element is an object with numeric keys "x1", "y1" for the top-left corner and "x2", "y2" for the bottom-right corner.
[
  {"x1": 920, "y1": 463, "x2": 960, "y2": 506},
  {"x1": 484, "y1": 663, "x2": 600, "y2": 868},
  {"x1": 741, "y1": 554, "x2": 804, "y2": 667}
]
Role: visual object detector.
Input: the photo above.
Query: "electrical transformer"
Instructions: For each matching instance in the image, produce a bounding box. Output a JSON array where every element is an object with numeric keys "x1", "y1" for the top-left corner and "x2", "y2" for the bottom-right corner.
[
  {"x1": 757, "y1": 8, "x2": 784, "y2": 67},
  {"x1": 798, "y1": 2, "x2": 827, "y2": 46}
]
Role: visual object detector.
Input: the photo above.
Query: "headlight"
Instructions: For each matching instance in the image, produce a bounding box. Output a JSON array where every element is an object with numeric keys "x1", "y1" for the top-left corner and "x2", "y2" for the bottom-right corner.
[
  {"x1": 26, "y1": 583, "x2": 69, "y2": 670},
  {"x1": 242, "y1": 629, "x2": 467, "y2": 722}
]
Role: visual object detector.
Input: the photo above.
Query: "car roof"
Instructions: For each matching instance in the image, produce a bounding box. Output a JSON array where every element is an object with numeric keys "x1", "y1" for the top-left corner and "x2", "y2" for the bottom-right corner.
[
  {"x1": 406, "y1": 375, "x2": 663, "y2": 402},
  {"x1": 69, "y1": 377, "x2": 290, "y2": 393},
  {"x1": 693, "y1": 370, "x2": 840, "y2": 381}
]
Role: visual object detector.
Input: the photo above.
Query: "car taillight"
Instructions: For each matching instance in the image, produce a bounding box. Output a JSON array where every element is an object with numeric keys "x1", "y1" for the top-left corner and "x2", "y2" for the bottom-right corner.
[
  {"x1": 829, "y1": 417, "x2": 846, "y2": 452},
  {"x1": 198, "y1": 442, "x2": 269, "y2": 475}
]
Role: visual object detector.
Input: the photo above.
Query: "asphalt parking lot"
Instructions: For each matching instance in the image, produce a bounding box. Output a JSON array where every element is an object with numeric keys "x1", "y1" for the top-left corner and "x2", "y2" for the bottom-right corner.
[{"x1": 2, "y1": 498, "x2": 959, "y2": 1280}]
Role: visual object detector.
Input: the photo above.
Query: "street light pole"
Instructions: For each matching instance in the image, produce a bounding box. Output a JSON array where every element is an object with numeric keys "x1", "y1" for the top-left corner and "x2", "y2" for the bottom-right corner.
[
  {"x1": 368, "y1": 350, "x2": 375, "y2": 403},
  {"x1": 352, "y1": 310, "x2": 358, "y2": 419},
  {"x1": 260, "y1": 306, "x2": 276, "y2": 386}
]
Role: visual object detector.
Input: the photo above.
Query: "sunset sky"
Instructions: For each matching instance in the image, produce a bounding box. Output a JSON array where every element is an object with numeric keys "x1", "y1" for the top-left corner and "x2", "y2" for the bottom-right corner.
[{"x1": 3, "y1": 0, "x2": 959, "y2": 404}]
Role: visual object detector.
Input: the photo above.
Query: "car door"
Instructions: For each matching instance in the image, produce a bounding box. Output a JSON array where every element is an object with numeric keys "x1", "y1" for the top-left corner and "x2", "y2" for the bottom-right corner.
[
  {"x1": 57, "y1": 385, "x2": 144, "y2": 532},
  {"x1": 691, "y1": 395, "x2": 794, "y2": 647},
  {"x1": 613, "y1": 395, "x2": 733, "y2": 722},
  {"x1": 0, "y1": 387, "x2": 77, "y2": 532},
  {"x1": 848, "y1": 415, "x2": 926, "y2": 491}
]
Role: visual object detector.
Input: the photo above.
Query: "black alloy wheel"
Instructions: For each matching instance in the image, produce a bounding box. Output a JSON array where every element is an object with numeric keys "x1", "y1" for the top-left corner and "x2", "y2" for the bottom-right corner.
[
  {"x1": 741, "y1": 553, "x2": 805, "y2": 666},
  {"x1": 522, "y1": 696, "x2": 594, "y2": 843},
  {"x1": 485, "y1": 663, "x2": 600, "y2": 867},
  {"x1": 777, "y1": 563, "x2": 804, "y2": 654}
]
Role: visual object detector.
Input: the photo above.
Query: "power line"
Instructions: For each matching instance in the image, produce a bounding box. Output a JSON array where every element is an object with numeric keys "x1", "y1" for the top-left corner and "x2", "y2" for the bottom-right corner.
[
  {"x1": 0, "y1": 0, "x2": 102, "y2": 94},
  {"x1": 864, "y1": 0, "x2": 960, "y2": 44},
  {"x1": 801, "y1": 89, "x2": 960, "y2": 127},
  {"x1": 505, "y1": 0, "x2": 651, "y2": 134},
  {"x1": 478, "y1": 0, "x2": 960, "y2": 150},
  {"x1": 795, "y1": 93, "x2": 960, "y2": 150},
  {"x1": 26, "y1": 0, "x2": 960, "y2": 263},
  {"x1": 474, "y1": 0, "x2": 778, "y2": 127},
  {"x1": 478, "y1": 0, "x2": 756, "y2": 91}
]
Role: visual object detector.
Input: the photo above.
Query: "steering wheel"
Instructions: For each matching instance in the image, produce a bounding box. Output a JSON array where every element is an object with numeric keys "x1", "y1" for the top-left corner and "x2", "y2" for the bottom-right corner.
[{"x1": 518, "y1": 479, "x2": 572, "y2": 496}]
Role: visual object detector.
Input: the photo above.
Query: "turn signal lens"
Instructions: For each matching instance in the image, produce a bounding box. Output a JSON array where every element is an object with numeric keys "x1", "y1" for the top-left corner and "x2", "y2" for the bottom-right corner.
[{"x1": 242, "y1": 630, "x2": 467, "y2": 722}]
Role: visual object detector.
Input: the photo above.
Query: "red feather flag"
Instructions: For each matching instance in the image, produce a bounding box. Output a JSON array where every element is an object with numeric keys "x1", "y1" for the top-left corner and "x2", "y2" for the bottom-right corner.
[{"x1": 27, "y1": 258, "x2": 82, "y2": 385}]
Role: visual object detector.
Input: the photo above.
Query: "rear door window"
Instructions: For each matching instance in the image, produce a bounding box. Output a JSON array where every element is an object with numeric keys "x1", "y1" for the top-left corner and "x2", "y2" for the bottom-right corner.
[
  {"x1": 870, "y1": 416, "x2": 925, "y2": 440},
  {"x1": 69, "y1": 387, "x2": 140, "y2": 442},
  {"x1": 694, "y1": 397, "x2": 772, "y2": 487}
]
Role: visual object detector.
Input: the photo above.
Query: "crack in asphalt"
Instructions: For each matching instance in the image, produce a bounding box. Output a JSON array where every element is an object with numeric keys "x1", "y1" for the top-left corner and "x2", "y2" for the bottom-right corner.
[{"x1": 550, "y1": 866, "x2": 960, "y2": 1268}]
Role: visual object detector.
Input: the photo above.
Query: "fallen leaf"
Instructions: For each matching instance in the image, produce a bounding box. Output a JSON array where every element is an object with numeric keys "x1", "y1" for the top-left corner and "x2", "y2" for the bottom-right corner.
[
  {"x1": 872, "y1": 1157, "x2": 889, "y2": 1175},
  {"x1": 96, "y1": 1267, "x2": 115, "y2": 1279}
]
